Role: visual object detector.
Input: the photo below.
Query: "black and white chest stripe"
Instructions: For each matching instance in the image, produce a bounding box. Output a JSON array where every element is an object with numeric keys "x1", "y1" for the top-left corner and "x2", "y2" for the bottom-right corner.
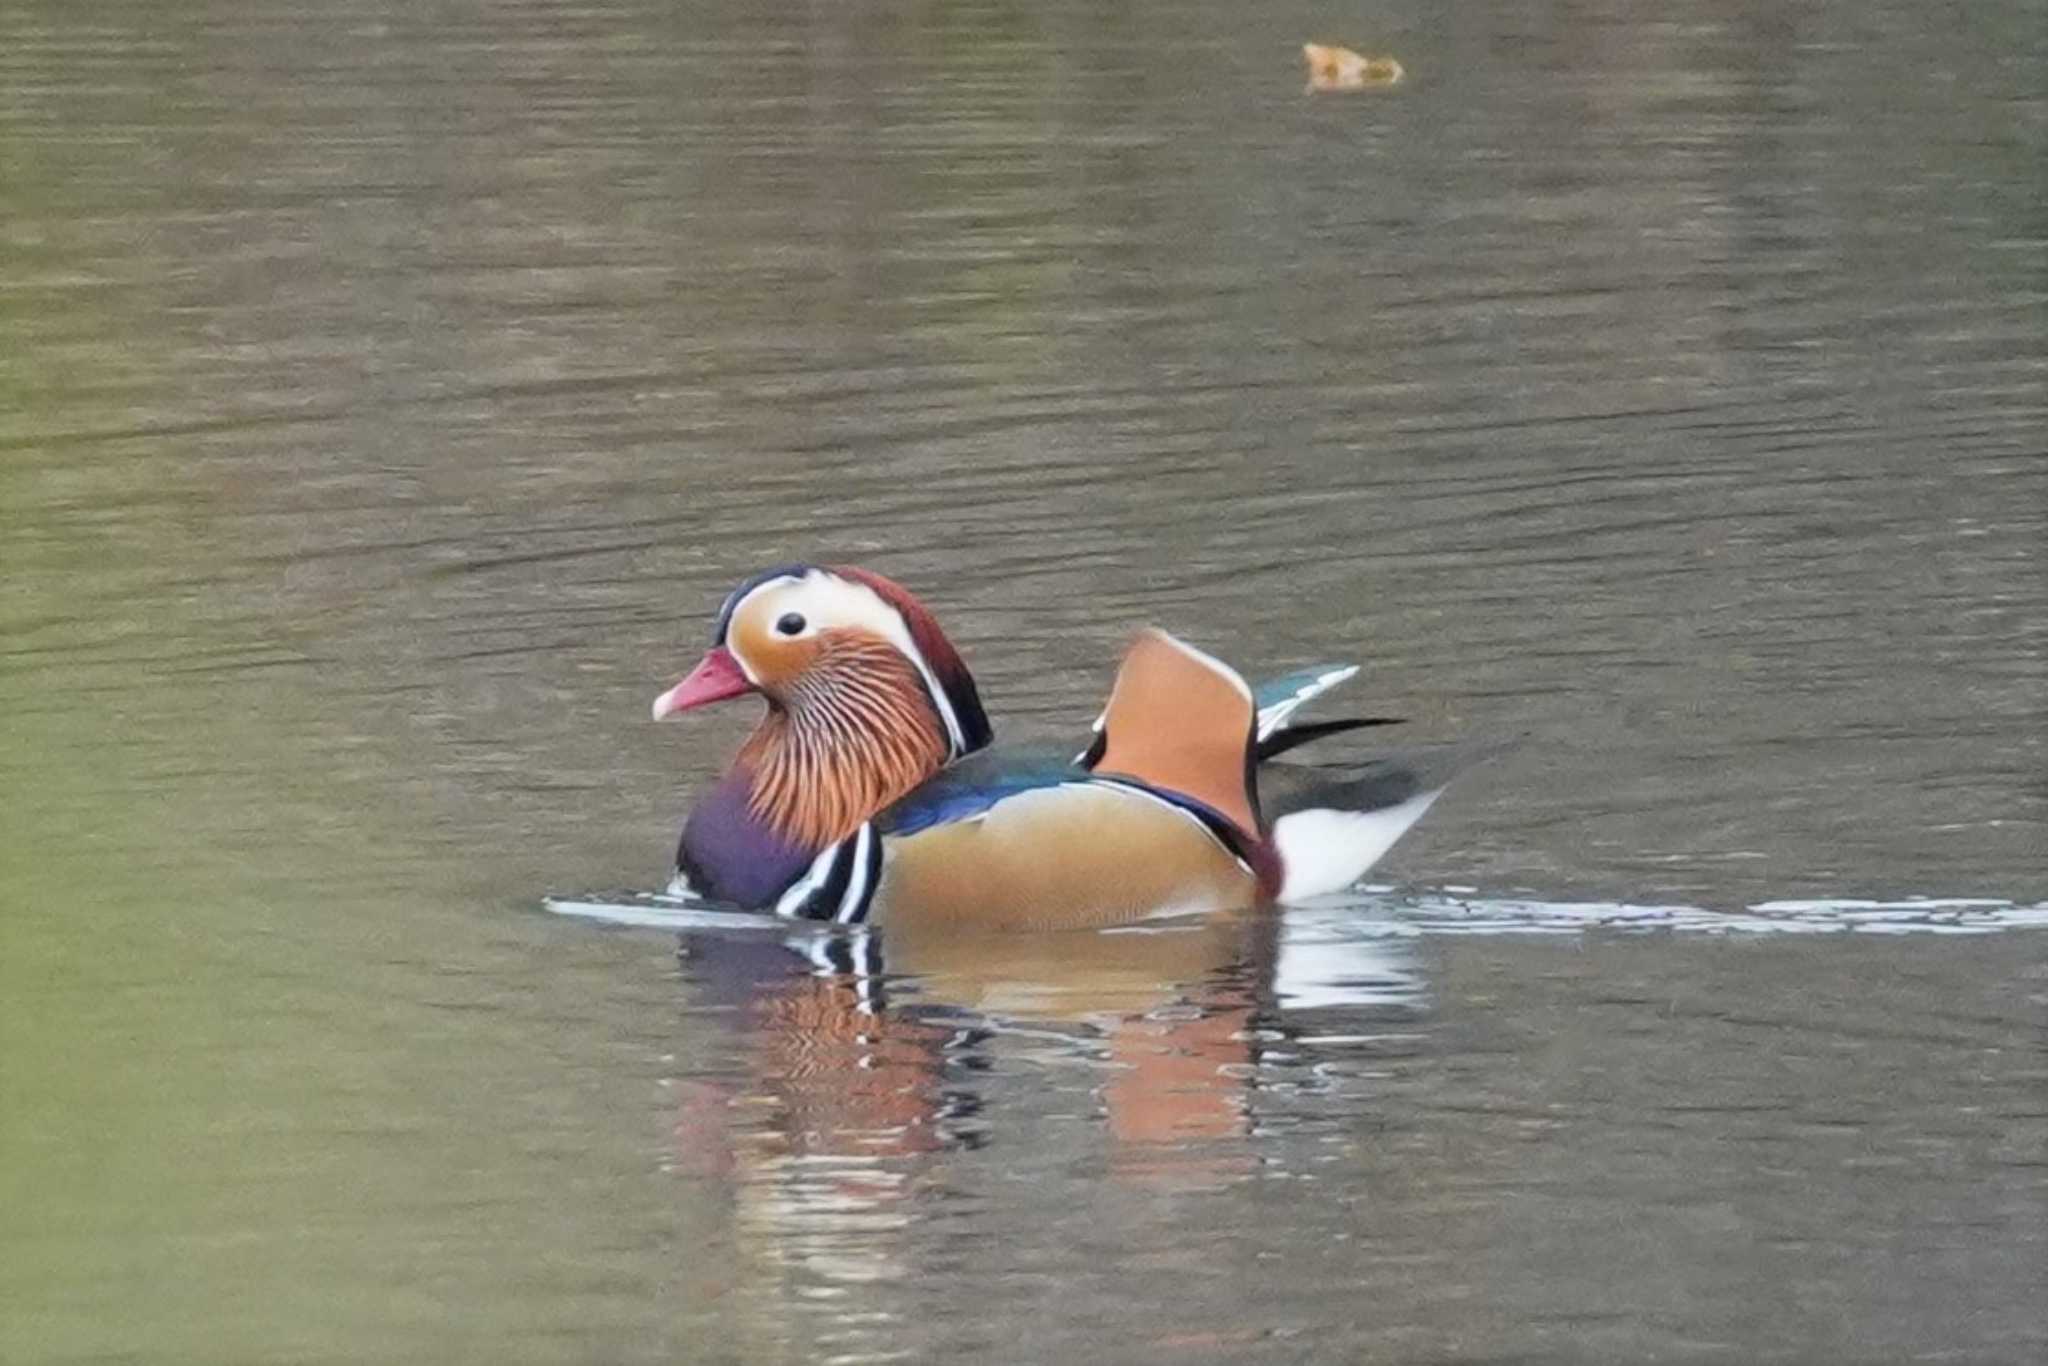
[{"x1": 773, "y1": 821, "x2": 884, "y2": 925}]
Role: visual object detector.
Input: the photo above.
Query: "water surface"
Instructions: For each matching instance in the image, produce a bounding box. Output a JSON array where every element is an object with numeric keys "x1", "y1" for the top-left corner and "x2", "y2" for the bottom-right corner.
[{"x1": 3, "y1": 0, "x2": 2044, "y2": 1361}]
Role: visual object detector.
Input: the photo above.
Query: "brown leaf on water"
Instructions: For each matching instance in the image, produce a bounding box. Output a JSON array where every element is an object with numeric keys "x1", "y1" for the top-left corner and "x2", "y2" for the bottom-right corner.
[{"x1": 1303, "y1": 42, "x2": 1404, "y2": 92}]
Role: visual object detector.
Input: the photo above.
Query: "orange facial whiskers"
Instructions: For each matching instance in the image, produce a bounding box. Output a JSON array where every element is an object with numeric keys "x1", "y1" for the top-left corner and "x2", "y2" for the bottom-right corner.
[{"x1": 739, "y1": 635, "x2": 950, "y2": 851}]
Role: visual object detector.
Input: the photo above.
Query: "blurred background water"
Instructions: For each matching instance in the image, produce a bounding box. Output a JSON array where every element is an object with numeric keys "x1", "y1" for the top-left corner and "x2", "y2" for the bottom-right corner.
[{"x1": 2, "y1": 0, "x2": 2043, "y2": 1361}]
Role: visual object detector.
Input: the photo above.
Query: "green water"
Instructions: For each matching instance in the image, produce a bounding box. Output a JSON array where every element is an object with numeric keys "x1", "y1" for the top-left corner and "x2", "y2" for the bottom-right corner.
[{"x1": 4, "y1": 0, "x2": 2043, "y2": 1360}]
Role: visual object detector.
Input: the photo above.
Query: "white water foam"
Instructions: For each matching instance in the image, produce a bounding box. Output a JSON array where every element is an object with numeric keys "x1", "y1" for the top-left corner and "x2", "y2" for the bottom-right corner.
[
  {"x1": 543, "y1": 892, "x2": 784, "y2": 932},
  {"x1": 1380, "y1": 894, "x2": 2048, "y2": 937},
  {"x1": 544, "y1": 890, "x2": 2048, "y2": 938}
]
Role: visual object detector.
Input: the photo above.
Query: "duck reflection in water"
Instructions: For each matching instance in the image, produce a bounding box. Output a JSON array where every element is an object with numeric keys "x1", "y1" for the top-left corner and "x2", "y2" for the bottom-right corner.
[
  {"x1": 670, "y1": 913, "x2": 1288, "y2": 1172},
  {"x1": 661, "y1": 900, "x2": 1428, "y2": 1354}
]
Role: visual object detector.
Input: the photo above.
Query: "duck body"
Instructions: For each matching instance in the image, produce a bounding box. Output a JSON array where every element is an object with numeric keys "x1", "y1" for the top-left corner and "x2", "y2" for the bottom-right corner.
[
  {"x1": 654, "y1": 564, "x2": 1483, "y2": 931},
  {"x1": 675, "y1": 769, "x2": 818, "y2": 910},
  {"x1": 674, "y1": 741, "x2": 1266, "y2": 931},
  {"x1": 875, "y1": 748, "x2": 1270, "y2": 931}
]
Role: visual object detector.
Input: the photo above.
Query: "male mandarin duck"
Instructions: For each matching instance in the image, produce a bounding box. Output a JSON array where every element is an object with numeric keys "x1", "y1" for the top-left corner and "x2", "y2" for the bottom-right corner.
[{"x1": 652, "y1": 564, "x2": 1483, "y2": 932}]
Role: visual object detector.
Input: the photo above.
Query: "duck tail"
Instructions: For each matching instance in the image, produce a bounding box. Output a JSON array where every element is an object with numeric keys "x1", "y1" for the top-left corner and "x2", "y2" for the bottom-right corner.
[
  {"x1": 1251, "y1": 662, "x2": 1404, "y2": 760},
  {"x1": 1257, "y1": 715, "x2": 1405, "y2": 761},
  {"x1": 1261, "y1": 737, "x2": 1519, "y2": 901}
]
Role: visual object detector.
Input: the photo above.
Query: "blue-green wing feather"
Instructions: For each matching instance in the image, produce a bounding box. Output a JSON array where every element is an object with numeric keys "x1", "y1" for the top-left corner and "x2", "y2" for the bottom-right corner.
[
  {"x1": 878, "y1": 748, "x2": 1250, "y2": 860},
  {"x1": 1253, "y1": 665, "x2": 1359, "y2": 740},
  {"x1": 877, "y1": 749, "x2": 1084, "y2": 837}
]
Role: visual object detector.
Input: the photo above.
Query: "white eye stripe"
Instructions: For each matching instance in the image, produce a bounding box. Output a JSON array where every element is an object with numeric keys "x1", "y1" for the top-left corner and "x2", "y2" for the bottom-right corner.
[{"x1": 725, "y1": 570, "x2": 970, "y2": 756}]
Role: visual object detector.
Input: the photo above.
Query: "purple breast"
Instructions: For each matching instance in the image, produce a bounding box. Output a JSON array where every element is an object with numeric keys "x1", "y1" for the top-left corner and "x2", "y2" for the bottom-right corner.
[{"x1": 675, "y1": 771, "x2": 815, "y2": 909}]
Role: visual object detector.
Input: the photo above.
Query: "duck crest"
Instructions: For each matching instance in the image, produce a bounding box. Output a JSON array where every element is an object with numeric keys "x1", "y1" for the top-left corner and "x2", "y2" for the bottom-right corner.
[{"x1": 826, "y1": 564, "x2": 992, "y2": 758}]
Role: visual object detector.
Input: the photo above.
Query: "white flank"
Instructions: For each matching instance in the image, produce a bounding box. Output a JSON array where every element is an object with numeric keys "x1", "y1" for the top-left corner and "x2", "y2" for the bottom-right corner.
[{"x1": 1273, "y1": 790, "x2": 1442, "y2": 902}]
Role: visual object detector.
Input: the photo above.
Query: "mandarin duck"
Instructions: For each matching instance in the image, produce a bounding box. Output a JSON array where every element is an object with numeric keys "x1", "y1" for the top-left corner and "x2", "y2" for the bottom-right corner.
[{"x1": 652, "y1": 565, "x2": 1487, "y2": 932}]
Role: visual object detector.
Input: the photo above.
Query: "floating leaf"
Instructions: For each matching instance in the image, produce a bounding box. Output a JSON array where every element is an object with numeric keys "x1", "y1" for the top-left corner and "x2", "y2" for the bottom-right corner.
[{"x1": 1304, "y1": 42, "x2": 1404, "y2": 91}]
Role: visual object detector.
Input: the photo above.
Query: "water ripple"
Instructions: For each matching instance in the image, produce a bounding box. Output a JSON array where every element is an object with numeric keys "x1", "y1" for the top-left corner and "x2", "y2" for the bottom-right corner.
[{"x1": 546, "y1": 888, "x2": 2048, "y2": 940}]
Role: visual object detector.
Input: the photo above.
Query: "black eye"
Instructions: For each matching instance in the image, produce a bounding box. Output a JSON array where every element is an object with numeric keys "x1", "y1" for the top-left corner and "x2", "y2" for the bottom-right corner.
[{"x1": 775, "y1": 612, "x2": 806, "y2": 637}]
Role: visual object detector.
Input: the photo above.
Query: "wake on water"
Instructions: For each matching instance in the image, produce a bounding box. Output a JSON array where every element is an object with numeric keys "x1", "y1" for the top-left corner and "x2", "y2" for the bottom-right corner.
[
  {"x1": 543, "y1": 888, "x2": 2048, "y2": 938},
  {"x1": 542, "y1": 888, "x2": 2045, "y2": 1014}
]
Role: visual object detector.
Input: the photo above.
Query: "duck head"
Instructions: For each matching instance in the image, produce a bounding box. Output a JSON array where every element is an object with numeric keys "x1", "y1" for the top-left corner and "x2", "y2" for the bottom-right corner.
[{"x1": 655, "y1": 565, "x2": 992, "y2": 860}]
